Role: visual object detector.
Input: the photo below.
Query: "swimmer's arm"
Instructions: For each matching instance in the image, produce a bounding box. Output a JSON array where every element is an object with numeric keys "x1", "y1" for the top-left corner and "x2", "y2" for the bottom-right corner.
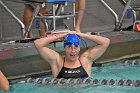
[
  {"x1": 34, "y1": 33, "x2": 67, "y2": 47},
  {"x1": 34, "y1": 33, "x2": 67, "y2": 64},
  {"x1": 79, "y1": 33, "x2": 110, "y2": 63},
  {"x1": 0, "y1": 71, "x2": 9, "y2": 91}
]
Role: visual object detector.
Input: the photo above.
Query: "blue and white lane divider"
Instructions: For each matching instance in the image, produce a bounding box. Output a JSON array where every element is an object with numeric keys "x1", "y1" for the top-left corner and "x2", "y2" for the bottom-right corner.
[
  {"x1": 92, "y1": 59, "x2": 140, "y2": 67},
  {"x1": 17, "y1": 78, "x2": 140, "y2": 87},
  {"x1": 123, "y1": 59, "x2": 140, "y2": 66}
]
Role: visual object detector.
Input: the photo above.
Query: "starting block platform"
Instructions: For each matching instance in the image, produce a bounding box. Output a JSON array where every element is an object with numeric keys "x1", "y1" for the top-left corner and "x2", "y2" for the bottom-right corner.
[{"x1": 24, "y1": 0, "x2": 77, "y2": 38}]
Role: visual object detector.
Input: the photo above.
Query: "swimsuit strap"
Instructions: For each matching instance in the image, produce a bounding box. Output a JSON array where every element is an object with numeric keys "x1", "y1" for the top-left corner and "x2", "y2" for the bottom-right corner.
[
  {"x1": 62, "y1": 57, "x2": 65, "y2": 67},
  {"x1": 78, "y1": 58, "x2": 83, "y2": 66},
  {"x1": 78, "y1": 58, "x2": 87, "y2": 72}
]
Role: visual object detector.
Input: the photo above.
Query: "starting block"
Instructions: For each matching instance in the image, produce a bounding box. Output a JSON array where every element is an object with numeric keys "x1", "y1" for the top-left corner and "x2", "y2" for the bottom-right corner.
[{"x1": 23, "y1": 0, "x2": 76, "y2": 38}]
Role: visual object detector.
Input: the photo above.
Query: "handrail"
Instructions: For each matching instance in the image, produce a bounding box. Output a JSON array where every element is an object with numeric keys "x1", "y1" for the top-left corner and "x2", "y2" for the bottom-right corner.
[
  {"x1": 118, "y1": 0, "x2": 135, "y2": 30},
  {"x1": 0, "y1": 0, "x2": 26, "y2": 38},
  {"x1": 118, "y1": 0, "x2": 136, "y2": 24},
  {"x1": 99, "y1": 0, "x2": 137, "y2": 31},
  {"x1": 99, "y1": 0, "x2": 119, "y2": 31}
]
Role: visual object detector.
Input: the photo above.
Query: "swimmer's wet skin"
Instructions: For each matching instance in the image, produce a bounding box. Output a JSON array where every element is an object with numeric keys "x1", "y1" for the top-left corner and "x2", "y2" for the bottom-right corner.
[{"x1": 34, "y1": 32, "x2": 110, "y2": 79}]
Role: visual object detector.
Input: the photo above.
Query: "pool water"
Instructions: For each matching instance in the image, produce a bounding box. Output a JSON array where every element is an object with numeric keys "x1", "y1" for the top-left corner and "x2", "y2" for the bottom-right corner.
[{"x1": 1, "y1": 59, "x2": 140, "y2": 93}]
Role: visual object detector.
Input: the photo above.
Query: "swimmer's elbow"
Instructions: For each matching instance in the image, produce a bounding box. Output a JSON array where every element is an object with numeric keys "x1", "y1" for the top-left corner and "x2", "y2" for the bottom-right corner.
[
  {"x1": 34, "y1": 40, "x2": 41, "y2": 48},
  {"x1": 0, "y1": 83, "x2": 9, "y2": 91},
  {"x1": 104, "y1": 38, "x2": 110, "y2": 47},
  {"x1": 34, "y1": 39, "x2": 39, "y2": 45},
  {"x1": 34, "y1": 40, "x2": 38, "y2": 45},
  {"x1": 106, "y1": 38, "x2": 110, "y2": 45},
  {"x1": 3, "y1": 85, "x2": 9, "y2": 91}
]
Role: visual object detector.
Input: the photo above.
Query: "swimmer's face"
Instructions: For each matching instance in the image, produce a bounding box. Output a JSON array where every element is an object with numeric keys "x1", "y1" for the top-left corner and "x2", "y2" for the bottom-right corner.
[{"x1": 64, "y1": 44, "x2": 80, "y2": 61}]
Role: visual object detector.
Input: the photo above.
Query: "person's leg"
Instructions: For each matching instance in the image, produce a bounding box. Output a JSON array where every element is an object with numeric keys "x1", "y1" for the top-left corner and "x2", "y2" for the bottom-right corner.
[
  {"x1": 74, "y1": 0, "x2": 85, "y2": 33},
  {"x1": 39, "y1": 6, "x2": 47, "y2": 37},
  {"x1": 23, "y1": 5, "x2": 33, "y2": 38},
  {"x1": 23, "y1": 4, "x2": 47, "y2": 38}
]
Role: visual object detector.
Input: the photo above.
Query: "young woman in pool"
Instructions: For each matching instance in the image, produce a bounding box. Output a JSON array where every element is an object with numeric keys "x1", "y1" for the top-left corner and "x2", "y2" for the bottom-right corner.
[{"x1": 34, "y1": 31, "x2": 110, "y2": 78}]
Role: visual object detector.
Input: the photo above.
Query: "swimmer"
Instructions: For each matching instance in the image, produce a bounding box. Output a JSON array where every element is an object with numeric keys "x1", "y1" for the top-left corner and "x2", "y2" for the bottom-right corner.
[
  {"x1": 0, "y1": 70, "x2": 9, "y2": 91},
  {"x1": 34, "y1": 31, "x2": 110, "y2": 78}
]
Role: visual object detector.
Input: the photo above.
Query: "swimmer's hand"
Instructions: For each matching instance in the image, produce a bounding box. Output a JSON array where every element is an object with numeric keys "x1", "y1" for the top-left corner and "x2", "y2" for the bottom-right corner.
[{"x1": 64, "y1": 31, "x2": 87, "y2": 38}]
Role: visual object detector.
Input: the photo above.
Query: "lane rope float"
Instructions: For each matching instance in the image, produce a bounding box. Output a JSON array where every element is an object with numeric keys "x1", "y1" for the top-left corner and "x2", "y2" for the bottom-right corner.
[
  {"x1": 123, "y1": 59, "x2": 140, "y2": 65},
  {"x1": 16, "y1": 78, "x2": 140, "y2": 87}
]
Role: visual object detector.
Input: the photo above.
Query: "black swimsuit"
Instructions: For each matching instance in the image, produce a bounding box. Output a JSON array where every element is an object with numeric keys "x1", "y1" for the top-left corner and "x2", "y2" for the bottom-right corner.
[{"x1": 57, "y1": 57, "x2": 88, "y2": 79}]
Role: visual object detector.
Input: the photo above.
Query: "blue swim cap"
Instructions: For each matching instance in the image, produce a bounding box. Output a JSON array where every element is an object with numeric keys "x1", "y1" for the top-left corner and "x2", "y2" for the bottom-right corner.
[{"x1": 64, "y1": 34, "x2": 80, "y2": 47}]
